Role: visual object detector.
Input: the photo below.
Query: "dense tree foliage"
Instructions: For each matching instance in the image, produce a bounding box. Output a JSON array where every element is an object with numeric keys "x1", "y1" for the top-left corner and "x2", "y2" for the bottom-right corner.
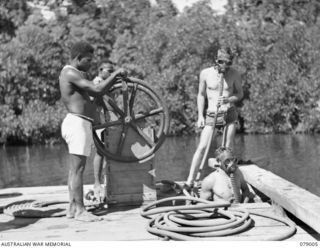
[
  {"x1": 0, "y1": 0, "x2": 30, "y2": 42},
  {"x1": 1, "y1": 0, "x2": 320, "y2": 144},
  {"x1": 229, "y1": 0, "x2": 320, "y2": 133}
]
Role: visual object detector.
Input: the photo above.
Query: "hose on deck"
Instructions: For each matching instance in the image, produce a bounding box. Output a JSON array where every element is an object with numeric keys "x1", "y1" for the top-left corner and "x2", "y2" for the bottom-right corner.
[
  {"x1": 3, "y1": 197, "x2": 103, "y2": 218},
  {"x1": 140, "y1": 196, "x2": 296, "y2": 241}
]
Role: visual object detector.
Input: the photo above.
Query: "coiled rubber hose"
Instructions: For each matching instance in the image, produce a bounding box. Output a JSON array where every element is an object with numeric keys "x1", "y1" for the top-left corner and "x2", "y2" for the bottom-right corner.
[{"x1": 140, "y1": 196, "x2": 296, "y2": 241}]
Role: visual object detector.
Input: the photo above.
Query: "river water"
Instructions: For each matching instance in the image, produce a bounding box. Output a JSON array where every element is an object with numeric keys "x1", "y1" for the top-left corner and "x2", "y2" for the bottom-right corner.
[{"x1": 1, "y1": 134, "x2": 320, "y2": 197}]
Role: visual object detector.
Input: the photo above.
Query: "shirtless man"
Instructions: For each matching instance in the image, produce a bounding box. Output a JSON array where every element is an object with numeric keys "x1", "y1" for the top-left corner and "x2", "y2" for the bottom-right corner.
[
  {"x1": 92, "y1": 61, "x2": 115, "y2": 203},
  {"x1": 59, "y1": 41, "x2": 126, "y2": 221},
  {"x1": 185, "y1": 47, "x2": 243, "y2": 188},
  {"x1": 200, "y1": 147, "x2": 253, "y2": 203}
]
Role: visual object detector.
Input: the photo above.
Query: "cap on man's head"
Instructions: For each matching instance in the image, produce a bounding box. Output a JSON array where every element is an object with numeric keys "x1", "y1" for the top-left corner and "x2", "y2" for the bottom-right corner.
[{"x1": 71, "y1": 41, "x2": 94, "y2": 59}]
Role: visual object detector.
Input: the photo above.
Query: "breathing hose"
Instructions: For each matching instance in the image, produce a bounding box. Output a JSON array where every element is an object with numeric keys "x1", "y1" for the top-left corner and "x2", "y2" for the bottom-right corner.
[
  {"x1": 183, "y1": 73, "x2": 231, "y2": 199},
  {"x1": 182, "y1": 73, "x2": 225, "y2": 198},
  {"x1": 230, "y1": 173, "x2": 241, "y2": 204},
  {"x1": 141, "y1": 196, "x2": 296, "y2": 241}
]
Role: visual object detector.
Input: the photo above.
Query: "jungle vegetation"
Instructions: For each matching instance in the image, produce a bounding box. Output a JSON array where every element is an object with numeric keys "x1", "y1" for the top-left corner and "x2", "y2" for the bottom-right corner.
[{"x1": 1, "y1": 0, "x2": 320, "y2": 145}]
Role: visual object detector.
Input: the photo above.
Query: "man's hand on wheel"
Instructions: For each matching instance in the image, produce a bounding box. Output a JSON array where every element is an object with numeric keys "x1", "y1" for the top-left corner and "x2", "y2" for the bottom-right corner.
[
  {"x1": 115, "y1": 68, "x2": 128, "y2": 78},
  {"x1": 197, "y1": 116, "x2": 205, "y2": 128}
]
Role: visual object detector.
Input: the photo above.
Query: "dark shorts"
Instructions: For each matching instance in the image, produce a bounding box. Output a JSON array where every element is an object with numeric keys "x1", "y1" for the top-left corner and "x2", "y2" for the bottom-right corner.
[{"x1": 205, "y1": 106, "x2": 238, "y2": 128}]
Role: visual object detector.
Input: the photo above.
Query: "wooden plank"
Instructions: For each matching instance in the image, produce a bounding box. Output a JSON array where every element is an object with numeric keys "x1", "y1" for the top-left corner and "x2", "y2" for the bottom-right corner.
[
  {"x1": 0, "y1": 207, "x2": 154, "y2": 241},
  {"x1": 239, "y1": 164, "x2": 320, "y2": 233},
  {"x1": 106, "y1": 125, "x2": 155, "y2": 160},
  {"x1": 0, "y1": 201, "x2": 317, "y2": 241},
  {"x1": 1, "y1": 188, "x2": 318, "y2": 241},
  {"x1": 108, "y1": 192, "x2": 156, "y2": 206},
  {"x1": 107, "y1": 161, "x2": 153, "y2": 172},
  {"x1": 108, "y1": 171, "x2": 154, "y2": 193},
  {"x1": 105, "y1": 125, "x2": 157, "y2": 206},
  {"x1": 0, "y1": 185, "x2": 95, "y2": 210},
  {"x1": 0, "y1": 221, "x2": 155, "y2": 241},
  {"x1": 0, "y1": 185, "x2": 94, "y2": 196}
]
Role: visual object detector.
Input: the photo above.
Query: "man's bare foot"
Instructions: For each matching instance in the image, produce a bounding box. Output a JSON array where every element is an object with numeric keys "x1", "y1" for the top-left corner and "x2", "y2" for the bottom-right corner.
[
  {"x1": 74, "y1": 210, "x2": 103, "y2": 222},
  {"x1": 66, "y1": 203, "x2": 76, "y2": 218}
]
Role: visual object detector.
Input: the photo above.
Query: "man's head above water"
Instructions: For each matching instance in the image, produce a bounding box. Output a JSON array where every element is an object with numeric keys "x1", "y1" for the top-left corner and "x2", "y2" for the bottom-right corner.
[{"x1": 214, "y1": 146, "x2": 238, "y2": 174}]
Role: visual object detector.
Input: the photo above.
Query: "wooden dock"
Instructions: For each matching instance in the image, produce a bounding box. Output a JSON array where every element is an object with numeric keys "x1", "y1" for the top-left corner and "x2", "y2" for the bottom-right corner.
[
  {"x1": 0, "y1": 182, "x2": 320, "y2": 241},
  {"x1": 239, "y1": 164, "x2": 320, "y2": 235}
]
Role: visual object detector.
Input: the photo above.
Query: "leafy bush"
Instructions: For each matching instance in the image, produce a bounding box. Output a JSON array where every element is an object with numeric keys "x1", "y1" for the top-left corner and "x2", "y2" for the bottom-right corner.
[
  {"x1": 0, "y1": 104, "x2": 19, "y2": 143},
  {"x1": 1, "y1": 100, "x2": 67, "y2": 145}
]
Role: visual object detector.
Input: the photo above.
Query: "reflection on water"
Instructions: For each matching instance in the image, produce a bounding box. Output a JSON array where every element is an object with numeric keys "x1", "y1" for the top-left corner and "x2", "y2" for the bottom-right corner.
[{"x1": 1, "y1": 134, "x2": 320, "y2": 197}]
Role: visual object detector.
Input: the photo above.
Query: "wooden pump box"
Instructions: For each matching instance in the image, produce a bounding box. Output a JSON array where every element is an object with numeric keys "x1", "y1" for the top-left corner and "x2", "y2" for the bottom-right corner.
[{"x1": 104, "y1": 125, "x2": 157, "y2": 206}]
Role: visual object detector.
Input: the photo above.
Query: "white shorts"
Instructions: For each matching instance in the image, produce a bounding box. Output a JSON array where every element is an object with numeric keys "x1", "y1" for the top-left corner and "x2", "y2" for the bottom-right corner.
[{"x1": 61, "y1": 113, "x2": 95, "y2": 157}]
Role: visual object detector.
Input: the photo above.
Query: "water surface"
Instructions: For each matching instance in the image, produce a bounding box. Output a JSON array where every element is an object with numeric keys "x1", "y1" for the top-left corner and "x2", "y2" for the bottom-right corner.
[{"x1": 1, "y1": 134, "x2": 319, "y2": 197}]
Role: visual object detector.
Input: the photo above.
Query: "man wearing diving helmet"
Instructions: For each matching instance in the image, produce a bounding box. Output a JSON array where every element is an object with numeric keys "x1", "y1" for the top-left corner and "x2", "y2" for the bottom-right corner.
[
  {"x1": 200, "y1": 147, "x2": 253, "y2": 203},
  {"x1": 185, "y1": 47, "x2": 244, "y2": 189}
]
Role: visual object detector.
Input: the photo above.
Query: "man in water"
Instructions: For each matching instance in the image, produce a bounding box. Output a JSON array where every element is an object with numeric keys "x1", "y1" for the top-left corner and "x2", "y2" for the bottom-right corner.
[
  {"x1": 185, "y1": 47, "x2": 244, "y2": 189},
  {"x1": 200, "y1": 147, "x2": 253, "y2": 203},
  {"x1": 59, "y1": 41, "x2": 126, "y2": 221}
]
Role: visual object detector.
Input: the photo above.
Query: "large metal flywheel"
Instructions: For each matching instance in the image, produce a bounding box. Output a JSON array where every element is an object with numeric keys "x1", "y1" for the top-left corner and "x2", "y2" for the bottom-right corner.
[{"x1": 92, "y1": 77, "x2": 170, "y2": 162}]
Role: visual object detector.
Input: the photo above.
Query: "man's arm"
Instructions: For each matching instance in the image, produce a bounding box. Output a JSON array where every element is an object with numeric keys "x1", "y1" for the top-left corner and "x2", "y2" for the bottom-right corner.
[
  {"x1": 197, "y1": 70, "x2": 207, "y2": 127},
  {"x1": 228, "y1": 71, "x2": 243, "y2": 103},
  {"x1": 66, "y1": 68, "x2": 125, "y2": 96}
]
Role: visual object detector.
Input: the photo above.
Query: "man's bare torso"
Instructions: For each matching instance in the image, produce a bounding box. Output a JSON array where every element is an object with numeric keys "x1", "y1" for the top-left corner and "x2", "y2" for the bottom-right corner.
[
  {"x1": 202, "y1": 168, "x2": 242, "y2": 202},
  {"x1": 59, "y1": 66, "x2": 96, "y2": 120},
  {"x1": 201, "y1": 66, "x2": 239, "y2": 112}
]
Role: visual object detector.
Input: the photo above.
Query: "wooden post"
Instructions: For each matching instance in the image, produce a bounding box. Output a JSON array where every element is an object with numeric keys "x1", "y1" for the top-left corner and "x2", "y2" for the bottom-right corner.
[
  {"x1": 104, "y1": 125, "x2": 156, "y2": 206},
  {"x1": 239, "y1": 164, "x2": 320, "y2": 233}
]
